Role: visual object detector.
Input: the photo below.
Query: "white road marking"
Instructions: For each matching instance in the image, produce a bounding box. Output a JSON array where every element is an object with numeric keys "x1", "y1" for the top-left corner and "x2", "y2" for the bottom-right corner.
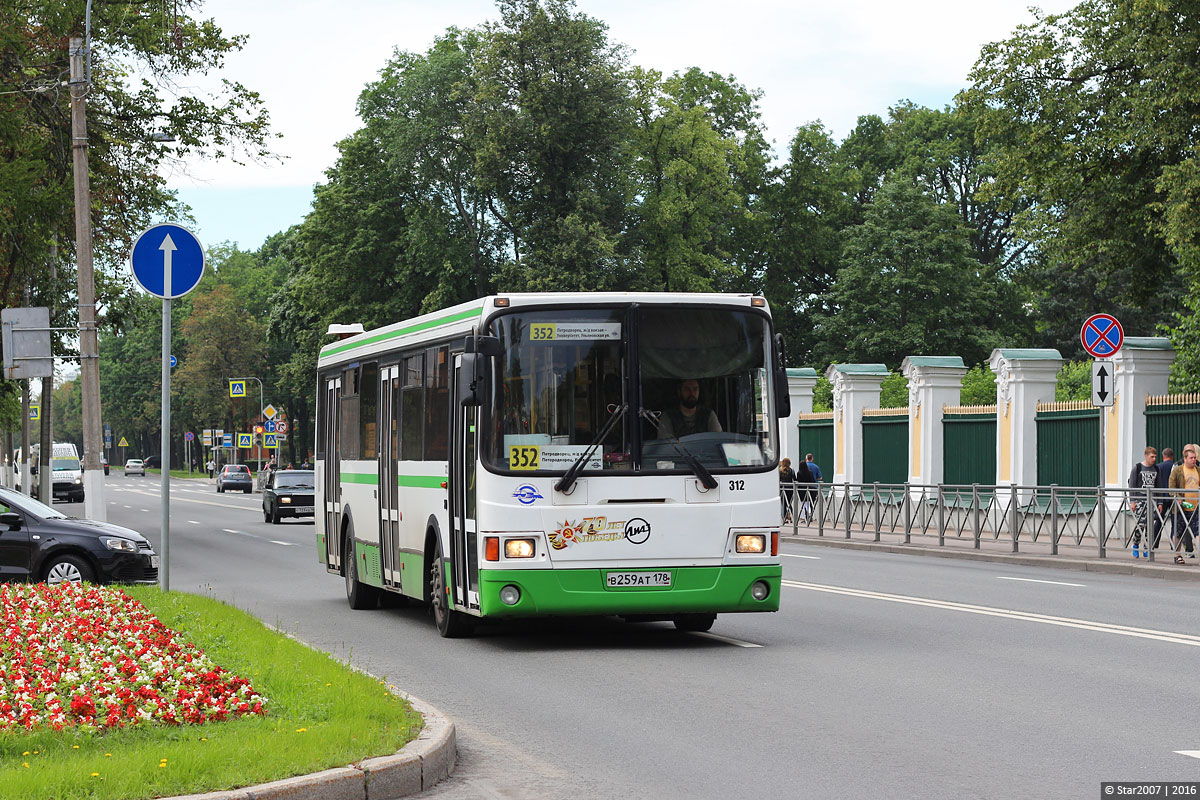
[
  {"x1": 997, "y1": 576, "x2": 1085, "y2": 587},
  {"x1": 1175, "y1": 751, "x2": 1200, "y2": 759},
  {"x1": 689, "y1": 632, "x2": 763, "y2": 648},
  {"x1": 222, "y1": 528, "x2": 238, "y2": 533},
  {"x1": 784, "y1": 580, "x2": 1200, "y2": 648},
  {"x1": 781, "y1": 553, "x2": 821, "y2": 560},
  {"x1": 188, "y1": 520, "x2": 199, "y2": 524},
  {"x1": 123, "y1": 504, "x2": 132, "y2": 508},
  {"x1": 270, "y1": 540, "x2": 296, "y2": 546}
]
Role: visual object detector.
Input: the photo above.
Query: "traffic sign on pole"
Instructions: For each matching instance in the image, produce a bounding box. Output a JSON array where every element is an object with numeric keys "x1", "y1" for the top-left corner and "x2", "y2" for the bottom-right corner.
[
  {"x1": 275, "y1": 420, "x2": 288, "y2": 434},
  {"x1": 237, "y1": 433, "x2": 252, "y2": 448},
  {"x1": 222, "y1": 433, "x2": 233, "y2": 447},
  {"x1": 170, "y1": 354, "x2": 177, "y2": 368},
  {"x1": 184, "y1": 431, "x2": 195, "y2": 442},
  {"x1": 229, "y1": 380, "x2": 246, "y2": 398},
  {"x1": 264, "y1": 433, "x2": 278, "y2": 449},
  {"x1": 1091, "y1": 360, "x2": 1115, "y2": 407},
  {"x1": 1081, "y1": 314, "x2": 1124, "y2": 358},
  {"x1": 118, "y1": 437, "x2": 129, "y2": 447},
  {"x1": 130, "y1": 224, "x2": 205, "y2": 299},
  {"x1": 265, "y1": 420, "x2": 276, "y2": 433},
  {"x1": 262, "y1": 404, "x2": 278, "y2": 420},
  {"x1": 29, "y1": 404, "x2": 39, "y2": 421}
]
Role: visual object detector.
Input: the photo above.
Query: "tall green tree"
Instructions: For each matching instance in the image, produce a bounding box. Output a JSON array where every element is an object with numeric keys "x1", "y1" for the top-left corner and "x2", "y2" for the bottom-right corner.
[
  {"x1": 967, "y1": 0, "x2": 1197, "y2": 354},
  {"x1": 815, "y1": 179, "x2": 997, "y2": 369}
]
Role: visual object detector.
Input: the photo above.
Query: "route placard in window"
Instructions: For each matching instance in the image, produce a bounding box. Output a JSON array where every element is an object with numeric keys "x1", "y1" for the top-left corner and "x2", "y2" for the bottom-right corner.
[{"x1": 528, "y1": 322, "x2": 621, "y2": 341}]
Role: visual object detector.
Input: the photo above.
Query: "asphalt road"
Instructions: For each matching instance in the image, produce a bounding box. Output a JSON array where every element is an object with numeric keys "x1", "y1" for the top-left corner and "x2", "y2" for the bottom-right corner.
[{"x1": 57, "y1": 474, "x2": 1200, "y2": 799}]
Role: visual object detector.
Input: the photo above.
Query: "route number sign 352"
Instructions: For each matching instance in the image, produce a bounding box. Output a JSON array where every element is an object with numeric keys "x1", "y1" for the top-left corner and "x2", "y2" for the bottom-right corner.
[{"x1": 510, "y1": 445, "x2": 540, "y2": 470}]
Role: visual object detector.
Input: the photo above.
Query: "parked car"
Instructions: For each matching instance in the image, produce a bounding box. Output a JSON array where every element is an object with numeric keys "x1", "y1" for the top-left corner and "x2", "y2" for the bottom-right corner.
[
  {"x1": 124, "y1": 459, "x2": 146, "y2": 476},
  {"x1": 0, "y1": 486, "x2": 158, "y2": 584},
  {"x1": 262, "y1": 470, "x2": 315, "y2": 524},
  {"x1": 143, "y1": 455, "x2": 161, "y2": 469},
  {"x1": 216, "y1": 464, "x2": 253, "y2": 494}
]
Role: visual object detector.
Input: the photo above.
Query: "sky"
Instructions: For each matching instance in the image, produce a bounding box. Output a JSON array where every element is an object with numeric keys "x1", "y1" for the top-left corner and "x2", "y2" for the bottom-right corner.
[{"x1": 166, "y1": 0, "x2": 1077, "y2": 252}]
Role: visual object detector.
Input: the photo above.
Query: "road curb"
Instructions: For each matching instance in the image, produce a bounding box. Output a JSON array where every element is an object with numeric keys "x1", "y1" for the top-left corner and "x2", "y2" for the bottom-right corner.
[
  {"x1": 163, "y1": 691, "x2": 456, "y2": 800},
  {"x1": 785, "y1": 534, "x2": 1200, "y2": 581}
]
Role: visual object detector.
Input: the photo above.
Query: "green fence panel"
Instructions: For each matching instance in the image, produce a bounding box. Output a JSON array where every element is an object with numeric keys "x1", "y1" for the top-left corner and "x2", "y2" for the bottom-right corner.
[
  {"x1": 862, "y1": 414, "x2": 908, "y2": 485},
  {"x1": 943, "y1": 414, "x2": 996, "y2": 485},
  {"x1": 797, "y1": 418, "x2": 833, "y2": 479},
  {"x1": 1145, "y1": 402, "x2": 1200, "y2": 458},
  {"x1": 1036, "y1": 408, "x2": 1099, "y2": 487}
]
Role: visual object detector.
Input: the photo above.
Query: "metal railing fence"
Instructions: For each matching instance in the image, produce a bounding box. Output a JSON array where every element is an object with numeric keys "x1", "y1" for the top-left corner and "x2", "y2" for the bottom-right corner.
[{"x1": 780, "y1": 481, "x2": 1200, "y2": 563}]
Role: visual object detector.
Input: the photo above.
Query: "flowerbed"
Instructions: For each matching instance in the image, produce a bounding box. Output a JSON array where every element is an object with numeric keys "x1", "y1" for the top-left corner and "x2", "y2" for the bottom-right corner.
[{"x1": 0, "y1": 583, "x2": 267, "y2": 731}]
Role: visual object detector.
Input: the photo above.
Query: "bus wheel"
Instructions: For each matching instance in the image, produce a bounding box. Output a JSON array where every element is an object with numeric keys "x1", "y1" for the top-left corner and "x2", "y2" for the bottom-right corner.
[
  {"x1": 429, "y1": 538, "x2": 473, "y2": 638},
  {"x1": 344, "y1": 532, "x2": 378, "y2": 610},
  {"x1": 673, "y1": 613, "x2": 716, "y2": 632}
]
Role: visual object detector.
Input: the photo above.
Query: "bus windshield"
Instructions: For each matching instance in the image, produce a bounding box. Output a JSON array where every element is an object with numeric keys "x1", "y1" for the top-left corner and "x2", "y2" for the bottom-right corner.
[{"x1": 485, "y1": 305, "x2": 777, "y2": 474}]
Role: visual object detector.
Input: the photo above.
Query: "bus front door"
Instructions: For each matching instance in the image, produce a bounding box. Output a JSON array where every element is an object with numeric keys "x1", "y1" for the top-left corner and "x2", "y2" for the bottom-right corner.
[
  {"x1": 378, "y1": 365, "x2": 402, "y2": 590},
  {"x1": 323, "y1": 376, "x2": 341, "y2": 570},
  {"x1": 449, "y1": 354, "x2": 479, "y2": 610}
]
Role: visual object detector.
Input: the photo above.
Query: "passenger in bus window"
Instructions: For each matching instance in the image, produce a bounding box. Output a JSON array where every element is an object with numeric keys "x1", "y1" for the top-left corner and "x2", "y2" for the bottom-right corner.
[{"x1": 658, "y1": 379, "x2": 722, "y2": 438}]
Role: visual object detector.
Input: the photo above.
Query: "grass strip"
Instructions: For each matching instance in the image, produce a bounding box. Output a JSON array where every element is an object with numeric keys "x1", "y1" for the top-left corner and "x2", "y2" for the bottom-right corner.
[{"x1": 0, "y1": 586, "x2": 422, "y2": 799}]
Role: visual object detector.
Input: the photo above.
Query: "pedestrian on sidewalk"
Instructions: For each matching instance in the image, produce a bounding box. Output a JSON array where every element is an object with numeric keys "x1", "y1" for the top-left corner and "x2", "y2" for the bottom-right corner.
[
  {"x1": 1158, "y1": 447, "x2": 1176, "y2": 546},
  {"x1": 1127, "y1": 446, "x2": 1160, "y2": 558},
  {"x1": 803, "y1": 453, "x2": 821, "y2": 522},
  {"x1": 779, "y1": 458, "x2": 797, "y2": 524},
  {"x1": 206, "y1": 458, "x2": 214, "y2": 479},
  {"x1": 1168, "y1": 444, "x2": 1200, "y2": 564}
]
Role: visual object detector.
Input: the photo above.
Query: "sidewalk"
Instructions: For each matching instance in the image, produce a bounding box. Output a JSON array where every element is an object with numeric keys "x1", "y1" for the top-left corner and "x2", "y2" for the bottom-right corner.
[{"x1": 782, "y1": 521, "x2": 1200, "y2": 581}]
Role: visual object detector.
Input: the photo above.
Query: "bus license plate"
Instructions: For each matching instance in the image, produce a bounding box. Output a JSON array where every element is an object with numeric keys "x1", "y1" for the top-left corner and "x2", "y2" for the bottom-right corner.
[{"x1": 606, "y1": 571, "x2": 671, "y2": 588}]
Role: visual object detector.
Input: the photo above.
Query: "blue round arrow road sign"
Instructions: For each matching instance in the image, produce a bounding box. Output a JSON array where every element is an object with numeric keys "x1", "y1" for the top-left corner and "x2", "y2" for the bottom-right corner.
[
  {"x1": 130, "y1": 223, "x2": 205, "y2": 299},
  {"x1": 1080, "y1": 314, "x2": 1124, "y2": 358}
]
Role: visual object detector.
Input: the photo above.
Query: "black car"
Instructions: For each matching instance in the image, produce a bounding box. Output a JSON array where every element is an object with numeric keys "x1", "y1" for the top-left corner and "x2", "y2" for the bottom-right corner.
[
  {"x1": 216, "y1": 464, "x2": 253, "y2": 493},
  {"x1": 262, "y1": 470, "x2": 315, "y2": 524},
  {"x1": 143, "y1": 455, "x2": 162, "y2": 469},
  {"x1": 0, "y1": 486, "x2": 158, "y2": 585}
]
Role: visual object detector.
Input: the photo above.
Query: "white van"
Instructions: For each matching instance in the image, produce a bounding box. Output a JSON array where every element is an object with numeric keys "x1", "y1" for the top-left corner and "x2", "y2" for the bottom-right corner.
[{"x1": 20, "y1": 442, "x2": 85, "y2": 502}]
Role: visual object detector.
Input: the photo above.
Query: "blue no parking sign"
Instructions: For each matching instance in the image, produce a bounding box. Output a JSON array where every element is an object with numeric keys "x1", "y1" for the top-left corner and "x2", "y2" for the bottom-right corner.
[{"x1": 1080, "y1": 314, "x2": 1124, "y2": 358}]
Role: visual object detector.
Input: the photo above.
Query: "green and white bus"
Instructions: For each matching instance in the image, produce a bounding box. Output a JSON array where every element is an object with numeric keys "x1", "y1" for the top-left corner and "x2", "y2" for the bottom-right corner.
[{"x1": 316, "y1": 292, "x2": 789, "y2": 637}]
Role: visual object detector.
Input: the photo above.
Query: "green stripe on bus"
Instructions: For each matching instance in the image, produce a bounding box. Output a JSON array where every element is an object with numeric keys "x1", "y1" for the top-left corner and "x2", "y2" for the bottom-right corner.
[
  {"x1": 320, "y1": 304, "x2": 485, "y2": 357},
  {"x1": 476, "y1": 565, "x2": 782, "y2": 617},
  {"x1": 397, "y1": 475, "x2": 444, "y2": 489},
  {"x1": 341, "y1": 472, "x2": 378, "y2": 485}
]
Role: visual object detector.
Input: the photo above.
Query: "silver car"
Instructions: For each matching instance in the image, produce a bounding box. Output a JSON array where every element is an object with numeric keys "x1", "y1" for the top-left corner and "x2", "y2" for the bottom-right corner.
[{"x1": 124, "y1": 459, "x2": 145, "y2": 476}]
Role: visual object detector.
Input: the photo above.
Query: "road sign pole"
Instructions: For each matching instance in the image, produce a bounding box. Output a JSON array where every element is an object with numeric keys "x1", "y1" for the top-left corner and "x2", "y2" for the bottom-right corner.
[{"x1": 160, "y1": 289, "x2": 171, "y2": 593}]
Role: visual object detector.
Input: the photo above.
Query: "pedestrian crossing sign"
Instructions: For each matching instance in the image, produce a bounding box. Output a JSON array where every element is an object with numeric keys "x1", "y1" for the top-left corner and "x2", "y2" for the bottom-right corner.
[
  {"x1": 29, "y1": 404, "x2": 39, "y2": 420},
  {"x1": 229, "y1": 380, "x2": 246, "y2": 398},
  {"x1": 237, "y1": 433, "x2": 253, "y2": 448},
  {"x1": 118, "y1": 437, "x2": 129, "y2": 447},
  {"x1": 264, "y1": 433, "x2": 278, "y2": 449}
]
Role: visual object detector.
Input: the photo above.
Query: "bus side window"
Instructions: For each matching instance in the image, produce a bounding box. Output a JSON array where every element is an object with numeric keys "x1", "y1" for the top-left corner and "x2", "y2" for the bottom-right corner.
[
  {"x1": 401, "y1": 355, "x2": 423, "y2": 460},
  {"x1": 424, "y1": 346, "x2": 449, "y2": 461},
  {"x1": 360, "y1": 362, "x2": 378, "y2": 459},
  {"x1": 340, "y1": 366, "x2": 360, "y2": 460}
]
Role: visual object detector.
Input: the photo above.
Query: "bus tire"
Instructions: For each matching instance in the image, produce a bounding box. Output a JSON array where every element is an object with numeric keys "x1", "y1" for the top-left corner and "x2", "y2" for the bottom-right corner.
[
  {"x1": 673, "y1": 613, "x2": 716, "y2": 632},
  {"x1": 344, "y1": 525, "x2": 378, "y2": 610},
  {"x1": 429, "y1": 537, "x2": 472, "y2": 638}
]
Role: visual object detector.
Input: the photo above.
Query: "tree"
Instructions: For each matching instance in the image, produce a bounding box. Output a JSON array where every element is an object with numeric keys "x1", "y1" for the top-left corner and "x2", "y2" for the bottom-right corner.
[
  {"x1": 967, "y1": 0, "x2": 1198, "y2": 344},
  {"x1": 815, "y1": 179, "x2": 997, "y2": 369},
  {"x1": 473, "y1": 0, "x2": 632, "y2": 289}
]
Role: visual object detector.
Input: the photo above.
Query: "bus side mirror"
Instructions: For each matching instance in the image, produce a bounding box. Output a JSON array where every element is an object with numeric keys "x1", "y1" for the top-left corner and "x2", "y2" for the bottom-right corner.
[
  {"x1": 774, "y1": 333, "x2": 791, "y2": 418},
  {"x1": 458, "y1": 353, "x2": 483, "y2": 406}
]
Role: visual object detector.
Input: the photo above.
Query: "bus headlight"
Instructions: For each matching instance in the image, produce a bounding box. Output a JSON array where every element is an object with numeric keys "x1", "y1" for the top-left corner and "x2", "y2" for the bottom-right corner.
[
  {"x1": 751, "y1": 581, "x2": 770, "y2": 601},
  {"x1": 735, "y1": 534, "x2": 766, "y2": 553},
  {"x1": 499, "y1": 585, "x2": 521, "y2": 605},
  {"x1": 504, "y1": 538, "x2": 536, "y2": 558}
]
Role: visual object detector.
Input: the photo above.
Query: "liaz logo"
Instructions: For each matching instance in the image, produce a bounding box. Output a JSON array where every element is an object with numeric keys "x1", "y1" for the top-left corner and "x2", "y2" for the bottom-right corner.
[{"x1": 512, "y1": 484, "x2": 544, "y2": 505}]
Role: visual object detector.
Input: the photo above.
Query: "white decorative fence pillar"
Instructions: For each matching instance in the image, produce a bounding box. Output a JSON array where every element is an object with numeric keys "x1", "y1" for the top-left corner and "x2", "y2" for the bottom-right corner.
[
  {"x1": 827, "y1": 363, "x2": 889, "y2": 484},
  {"x1": 988, "y1": 348, "x2": 1063, "y2": 491},
  {"x1": 901, "y1": 356, "x2": 968, "y2": 486},
  {"x1": 1109, "y1": 337, "x2": 1175, "y2": 487},
  {"x1": 783, "y1": 368, "x2": 818, "y2": 466}
]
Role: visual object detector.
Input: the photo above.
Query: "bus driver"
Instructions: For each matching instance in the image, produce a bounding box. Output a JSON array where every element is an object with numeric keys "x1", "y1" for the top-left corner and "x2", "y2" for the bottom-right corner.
[{"x1": 658, "y1": 378, "x2": 722, "y2": 438}]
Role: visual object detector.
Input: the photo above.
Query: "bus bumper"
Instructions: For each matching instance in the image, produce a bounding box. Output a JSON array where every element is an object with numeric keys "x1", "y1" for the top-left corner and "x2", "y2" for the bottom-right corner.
[{"x1": 478, "y1": 564, "x2": 781, "y2": 617}]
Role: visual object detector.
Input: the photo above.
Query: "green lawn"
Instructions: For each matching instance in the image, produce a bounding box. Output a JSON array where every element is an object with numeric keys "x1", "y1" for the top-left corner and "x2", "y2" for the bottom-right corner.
[
  {"x1": 143, "y1": 468, "x2": 208, "y2": 480},
  {"x1": 0, "y1": 587, "x2": 422, "y2": 799}
]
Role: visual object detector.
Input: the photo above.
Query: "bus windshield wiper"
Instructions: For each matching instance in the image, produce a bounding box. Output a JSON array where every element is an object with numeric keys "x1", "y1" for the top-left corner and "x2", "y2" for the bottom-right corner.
[
  {"x1": 638, "y1": 409, "x2": 718, "y2": 490},
  {"x1": 555, "y1": 403, "x2": 628, "y2": 494}
]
